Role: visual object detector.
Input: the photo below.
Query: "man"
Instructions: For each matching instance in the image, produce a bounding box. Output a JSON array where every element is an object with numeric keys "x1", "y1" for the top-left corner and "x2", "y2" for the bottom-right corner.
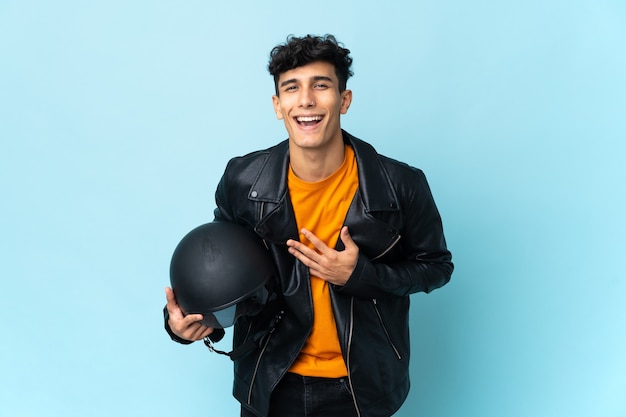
[{"x1": 164, "y1": 34, "x2": 453, "y2": 417}]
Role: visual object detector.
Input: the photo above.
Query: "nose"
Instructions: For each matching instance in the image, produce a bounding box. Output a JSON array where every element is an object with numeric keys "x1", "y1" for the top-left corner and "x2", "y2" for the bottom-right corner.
[{"x1": 298, "y1": 90, "x2": 315, "y2": 108}]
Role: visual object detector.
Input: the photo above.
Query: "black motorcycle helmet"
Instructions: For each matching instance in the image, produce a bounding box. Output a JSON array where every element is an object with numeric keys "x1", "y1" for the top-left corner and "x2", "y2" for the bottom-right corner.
[{"x1": 169, "y1": 221, "x2": 276, "y2": 328}]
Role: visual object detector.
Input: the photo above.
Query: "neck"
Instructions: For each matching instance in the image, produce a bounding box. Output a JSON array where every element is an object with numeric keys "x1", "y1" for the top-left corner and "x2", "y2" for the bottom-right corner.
[{"x1": 289, "y1": 136, "x2": 346, "y2": 182}]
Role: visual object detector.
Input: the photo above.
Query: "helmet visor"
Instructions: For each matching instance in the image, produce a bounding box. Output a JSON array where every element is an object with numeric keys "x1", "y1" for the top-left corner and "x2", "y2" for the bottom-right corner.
[
  {"x1": 199, "y1": 285, "x2": 270, "y2": 329},
  {"x1": 200, "y1": 304, "x2": 237, "y2": 328}
]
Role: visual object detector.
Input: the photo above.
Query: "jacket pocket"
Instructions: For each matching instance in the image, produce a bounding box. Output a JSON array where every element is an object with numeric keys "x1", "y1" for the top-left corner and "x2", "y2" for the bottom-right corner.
[{"x1": 372, "y1": 298, "x2": 403, "y2": 360}]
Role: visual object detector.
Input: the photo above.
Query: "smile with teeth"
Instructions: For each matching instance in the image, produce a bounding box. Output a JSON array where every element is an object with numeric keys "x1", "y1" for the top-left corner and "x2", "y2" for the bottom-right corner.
[{"x1": 295, "y1": 115, "x2": 323, "y2": 126}]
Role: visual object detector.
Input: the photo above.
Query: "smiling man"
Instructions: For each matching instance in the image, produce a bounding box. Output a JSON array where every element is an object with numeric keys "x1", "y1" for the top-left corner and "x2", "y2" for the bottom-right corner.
[
  {"x1": 272, "y1": 61, "x2": 351, "y2": 182},
  {"x1": 164, "y1": 34, "x2": 453, "y2": 417}
]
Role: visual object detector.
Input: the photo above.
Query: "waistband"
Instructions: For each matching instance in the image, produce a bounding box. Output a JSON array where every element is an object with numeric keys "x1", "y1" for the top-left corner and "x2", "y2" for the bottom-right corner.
[{"x1": 282, "y1": 372, "x2": 348, "y2": 384}]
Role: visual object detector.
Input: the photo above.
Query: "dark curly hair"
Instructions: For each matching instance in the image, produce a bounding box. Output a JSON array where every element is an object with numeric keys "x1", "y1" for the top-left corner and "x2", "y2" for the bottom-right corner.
[{"x1": 268, "y1": 34, "x2": 354, "y2": 95}]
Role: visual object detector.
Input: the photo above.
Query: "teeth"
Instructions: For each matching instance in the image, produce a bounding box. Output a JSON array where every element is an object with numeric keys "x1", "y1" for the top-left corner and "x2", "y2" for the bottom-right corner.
[{"x1": 296, "y1": 116, "x2": 322, "y2": 122}]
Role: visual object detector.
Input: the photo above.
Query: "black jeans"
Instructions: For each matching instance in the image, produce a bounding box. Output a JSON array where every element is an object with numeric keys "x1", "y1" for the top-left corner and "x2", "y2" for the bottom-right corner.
[{"x1": 241, "y1": 372, "x2": 358, "y2": 417}]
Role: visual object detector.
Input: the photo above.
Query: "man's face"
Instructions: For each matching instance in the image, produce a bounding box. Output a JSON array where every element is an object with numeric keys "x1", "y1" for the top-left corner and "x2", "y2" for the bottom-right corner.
[{"x1": 272, "y1": 61, "x2": 352, "y2": 153}]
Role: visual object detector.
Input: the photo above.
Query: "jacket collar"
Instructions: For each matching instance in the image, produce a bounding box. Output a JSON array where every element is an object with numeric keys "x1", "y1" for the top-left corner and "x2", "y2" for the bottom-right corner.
[{"x1": 248, "y1": 130, "x2": 400, "y2": 214}]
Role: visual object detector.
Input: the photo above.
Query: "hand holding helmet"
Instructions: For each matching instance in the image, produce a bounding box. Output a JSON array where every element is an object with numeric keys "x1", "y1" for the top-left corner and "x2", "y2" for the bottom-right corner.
[
  {"x1": 165, "y1": 286, "x2": 214, "y2": 341},
  {"x1": 167, "y1": 221, "x2": 276, "y2": 340}
]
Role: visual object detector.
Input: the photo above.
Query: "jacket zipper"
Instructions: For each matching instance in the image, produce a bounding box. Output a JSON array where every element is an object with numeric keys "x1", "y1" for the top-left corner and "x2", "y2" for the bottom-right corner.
[
  {"x1": 346, "y1": 296, "x2": 362, "y2": 417},
  {"x1": 371, "y1": 234, "x2": 401, "y2": 261},
  {"x1": 372, "y1": 298, "x2": 402, "y2": 360},
  {"x1": 247, "y1": 328, "x2": 274, "y2": 405},
  {"x1": 249, "y1": 198, "x2": 285, "y2": 406}
]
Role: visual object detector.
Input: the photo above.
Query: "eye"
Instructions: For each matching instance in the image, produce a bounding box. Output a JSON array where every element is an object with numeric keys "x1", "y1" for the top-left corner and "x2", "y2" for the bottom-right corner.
[
  {"x1": 314, "y1": 83, "x2": 329, "y2": 89},
  {"x1": 284, "y1": 85, "x2": 298, "y2": 92}
]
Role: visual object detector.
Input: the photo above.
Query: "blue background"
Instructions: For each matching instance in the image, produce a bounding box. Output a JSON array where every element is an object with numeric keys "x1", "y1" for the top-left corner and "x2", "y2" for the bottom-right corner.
[{"x1": 1, "y1": 1, "x2": 625, "y2": 416}]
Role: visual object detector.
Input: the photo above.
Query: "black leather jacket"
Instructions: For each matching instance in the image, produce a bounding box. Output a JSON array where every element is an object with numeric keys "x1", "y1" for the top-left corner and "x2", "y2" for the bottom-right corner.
[{"x1": 167, "y1": 131, "x2": 453, "y2": 417}]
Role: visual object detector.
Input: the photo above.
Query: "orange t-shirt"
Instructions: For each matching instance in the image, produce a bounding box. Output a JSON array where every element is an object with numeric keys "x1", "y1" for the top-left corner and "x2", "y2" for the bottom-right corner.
[{"x1": 287, "y1": 145, "x2": 359, "y2": 378}]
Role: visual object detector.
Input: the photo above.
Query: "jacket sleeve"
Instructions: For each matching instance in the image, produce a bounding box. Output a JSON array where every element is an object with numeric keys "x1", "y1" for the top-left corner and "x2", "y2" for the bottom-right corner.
[{"x1": 337, "y1": 170, "x2": 453, "y2": 298}]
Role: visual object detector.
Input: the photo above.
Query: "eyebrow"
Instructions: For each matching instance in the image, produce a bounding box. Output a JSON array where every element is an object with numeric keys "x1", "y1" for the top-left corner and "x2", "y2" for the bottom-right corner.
[{"x1": 279, "y1": 75, "x2": 334, "y2": 88}]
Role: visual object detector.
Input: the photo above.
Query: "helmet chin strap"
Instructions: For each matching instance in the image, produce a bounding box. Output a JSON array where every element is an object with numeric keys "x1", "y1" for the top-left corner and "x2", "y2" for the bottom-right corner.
[{"x1": 203, "y1": 309, "x2": 284, "y2": 361}]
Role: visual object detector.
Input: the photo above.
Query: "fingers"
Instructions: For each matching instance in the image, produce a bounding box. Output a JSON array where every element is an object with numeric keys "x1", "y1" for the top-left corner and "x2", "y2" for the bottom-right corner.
[
  {"x1": 339, "y1": 226, "x2": 357, "y2": 249},
  {"x1": 183, "y1": 314, "x2": 215, "y2": 340},
  {"x1": 171, "y1": 312, "x2": 214, "y2": 341},
  {"x1": 165, "y1": 286, "x2": 214, "y2": 341},
  {"x1": 300, "y1": 228, "x2": 328, "y2": 253},
  {"x1": 287, "y1": 227, "x2": 356, "y2": 257},
  {"x1": 287, "y1": 229, "x2": 325, "y2": 259},
  {"x1": 165, "y1": 286, "x2": 183, "y2": 319},
  {"x1": 182, "y1": 319, "x2": 214, "y2": 340},
  {"x1": 287, "y1": 245, "x2": 316, "y2": 268},
  {"x1": 287, "y1": 241, "x2": 319, "y2": 264},
  {"x1": 165, "y1": 286, "x2": 176, "y2": 304},
  {"x1": 285, "y1": 227, "x2": 358, "y2": 286}
]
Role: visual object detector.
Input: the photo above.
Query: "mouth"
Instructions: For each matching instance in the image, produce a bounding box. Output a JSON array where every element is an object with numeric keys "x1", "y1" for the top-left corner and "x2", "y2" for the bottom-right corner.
[{"x1": 295, "y1": 115, "x2": 323, "y2": 127}]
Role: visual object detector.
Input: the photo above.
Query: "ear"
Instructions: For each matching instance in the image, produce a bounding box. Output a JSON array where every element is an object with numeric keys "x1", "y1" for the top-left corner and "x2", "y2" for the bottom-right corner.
[
  {"x1": 272, "y1": 95, "x2": 284, "y2": 120},
  {"x1": 340, "y1": 89, "x2": 352, "y2": 115}
]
